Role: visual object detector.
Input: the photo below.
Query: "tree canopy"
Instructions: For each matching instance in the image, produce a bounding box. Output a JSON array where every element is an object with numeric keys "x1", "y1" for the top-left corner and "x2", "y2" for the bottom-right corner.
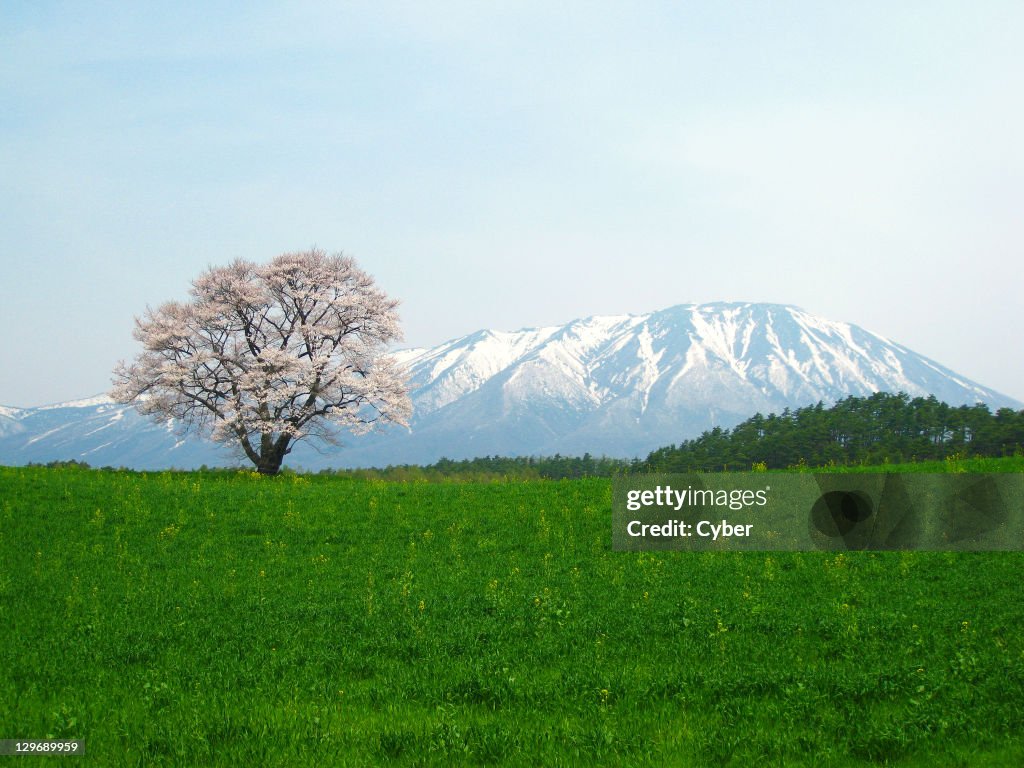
[{"x1": 112, "y1": 249, "x2": 411, "y2": 474}]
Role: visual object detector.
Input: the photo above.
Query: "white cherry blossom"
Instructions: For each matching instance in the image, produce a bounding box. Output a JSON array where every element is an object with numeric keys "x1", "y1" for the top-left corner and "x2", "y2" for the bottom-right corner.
[{"x1": 112, "y1": 249, "x2": 411, "y2": 474}]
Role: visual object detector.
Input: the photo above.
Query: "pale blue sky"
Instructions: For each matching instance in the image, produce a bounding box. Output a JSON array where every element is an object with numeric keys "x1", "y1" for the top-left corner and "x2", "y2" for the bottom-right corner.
[{"x1": 2, "y1": 2, "x2": 1023, "y2": 406}]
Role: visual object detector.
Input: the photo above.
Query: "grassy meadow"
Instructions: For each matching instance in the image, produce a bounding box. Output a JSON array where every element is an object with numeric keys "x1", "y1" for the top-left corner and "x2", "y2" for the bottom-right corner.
[{"x1": 1, "y1": 461, "x2": 1023, "y2": 766}]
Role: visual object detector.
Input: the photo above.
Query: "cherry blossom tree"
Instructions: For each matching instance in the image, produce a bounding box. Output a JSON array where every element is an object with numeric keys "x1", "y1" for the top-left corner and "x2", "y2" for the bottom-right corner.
[{"x1": 112, "y1": 249, "x2": 411, "y2": 474}]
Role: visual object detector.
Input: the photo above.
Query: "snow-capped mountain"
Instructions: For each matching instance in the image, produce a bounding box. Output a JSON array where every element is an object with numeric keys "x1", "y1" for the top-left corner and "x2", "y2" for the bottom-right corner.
[{"x1": 0, "y1": 303, "x2": 1018, "y2": 470}]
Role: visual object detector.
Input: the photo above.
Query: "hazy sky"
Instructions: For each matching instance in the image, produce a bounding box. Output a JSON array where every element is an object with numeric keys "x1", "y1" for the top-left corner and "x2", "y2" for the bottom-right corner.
[{"x1": 2, "y1": 2, "x2": 1022, "y2": 407}]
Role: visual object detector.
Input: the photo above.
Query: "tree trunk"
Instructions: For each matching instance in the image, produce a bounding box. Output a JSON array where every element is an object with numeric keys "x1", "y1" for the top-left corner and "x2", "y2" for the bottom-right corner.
[
  {"x1": 255, "y1": 453, "x2": 284, "y2": 475},
  {"x1": 254, "y1": 434, "x2": 292, "y2": 475}
]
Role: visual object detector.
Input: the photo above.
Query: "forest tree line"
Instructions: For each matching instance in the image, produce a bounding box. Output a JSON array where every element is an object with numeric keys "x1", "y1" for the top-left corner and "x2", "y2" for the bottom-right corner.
[
  {"x1": 641, "y1": 392, "x2": 1024, "y2": 473},
  {"x1": 332, "y1": 453, "x2": 632, "y2": 481}
]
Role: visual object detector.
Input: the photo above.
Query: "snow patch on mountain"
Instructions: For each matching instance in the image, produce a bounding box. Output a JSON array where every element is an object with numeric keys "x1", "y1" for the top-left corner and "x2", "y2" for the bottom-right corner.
[{"x1": 37, "y1": 395, "x2": 116, "y2": 410}]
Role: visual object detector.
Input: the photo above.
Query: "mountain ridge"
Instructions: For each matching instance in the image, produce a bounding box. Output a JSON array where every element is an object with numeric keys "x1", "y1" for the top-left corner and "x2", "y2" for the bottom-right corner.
[{"x1": 0, "y1": 302, "x2": 1018, "y2": 470}]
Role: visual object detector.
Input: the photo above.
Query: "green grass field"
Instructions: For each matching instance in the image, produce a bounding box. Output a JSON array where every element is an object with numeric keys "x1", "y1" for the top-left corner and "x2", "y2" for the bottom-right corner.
[{"x1": 2, "y1": 462, "x2": 1023, "y2": 766}]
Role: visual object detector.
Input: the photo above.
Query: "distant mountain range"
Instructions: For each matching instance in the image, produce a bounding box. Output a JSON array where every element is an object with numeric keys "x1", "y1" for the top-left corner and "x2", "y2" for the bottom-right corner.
[{"x1": 0, "y1": 303, "x2": 1018, "y2": 470}]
